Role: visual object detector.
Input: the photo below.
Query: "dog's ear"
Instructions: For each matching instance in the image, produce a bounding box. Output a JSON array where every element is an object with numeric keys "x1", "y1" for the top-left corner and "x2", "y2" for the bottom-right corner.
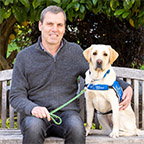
[
  {"x1": 83, "y1": 46, "x2": 92, "y2": 63},
  {"x1": 108, "y1": 46, "x2": 119, "y2": 64}
]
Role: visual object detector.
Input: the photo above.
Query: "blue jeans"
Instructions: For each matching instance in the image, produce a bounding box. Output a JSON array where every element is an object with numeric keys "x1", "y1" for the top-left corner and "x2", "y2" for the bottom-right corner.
[{"x1": 20, "y1": 111, "x2": 86, "y2": 144}]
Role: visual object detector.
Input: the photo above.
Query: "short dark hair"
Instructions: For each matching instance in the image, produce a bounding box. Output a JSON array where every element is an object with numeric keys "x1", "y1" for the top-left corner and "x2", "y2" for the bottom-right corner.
[{"x1": 40, "y1": 5, "x2": 66, "y2": 24}]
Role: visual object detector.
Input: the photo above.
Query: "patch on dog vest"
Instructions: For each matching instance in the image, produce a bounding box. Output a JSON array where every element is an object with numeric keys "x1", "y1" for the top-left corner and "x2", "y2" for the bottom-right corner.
[
  {"x1": 88, "y1": 84, "x2": 108, "y2": 90},
  {"x1": 112, "y1": 80, "x2": 123, "y2": 102},
  {"x1": 87, "y1": 80, "x2": 123, "y2": 102}
]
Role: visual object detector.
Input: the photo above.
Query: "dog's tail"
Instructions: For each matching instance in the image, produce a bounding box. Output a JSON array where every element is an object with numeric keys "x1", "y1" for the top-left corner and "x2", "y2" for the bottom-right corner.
[{"x1": 136, "y1": 129, "x2": 144, "y2": 136}]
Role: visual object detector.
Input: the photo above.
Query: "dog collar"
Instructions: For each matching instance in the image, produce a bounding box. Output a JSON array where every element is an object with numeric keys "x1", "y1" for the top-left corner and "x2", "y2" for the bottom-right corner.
[
  {"x1": 87, "y1": 80, "x2": 123, "y2": 103},
  {"x1": 90, "y1": 69, "x2": 110, "y2": 82}
]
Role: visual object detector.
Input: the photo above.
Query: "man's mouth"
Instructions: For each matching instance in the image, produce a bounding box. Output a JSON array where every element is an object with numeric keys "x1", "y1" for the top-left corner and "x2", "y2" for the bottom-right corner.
[{"x1": 49, "y1": 33, "x2": 58, "y2": 37}]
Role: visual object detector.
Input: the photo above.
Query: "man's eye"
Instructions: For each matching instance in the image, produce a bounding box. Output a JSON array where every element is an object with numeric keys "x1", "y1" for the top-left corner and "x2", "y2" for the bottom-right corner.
[
  {"x1": 47, "y1": 23, "x2": 53, "y2": 26},
  {"x1": 58, "y1": 24, "x2": 63, "y2": 27}
]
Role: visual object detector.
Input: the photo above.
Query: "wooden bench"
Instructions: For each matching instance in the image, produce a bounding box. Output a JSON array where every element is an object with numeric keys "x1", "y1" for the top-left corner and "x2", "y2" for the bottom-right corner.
[{"x1": 0, "y1": 67, "x2": 144, "y2": 144}]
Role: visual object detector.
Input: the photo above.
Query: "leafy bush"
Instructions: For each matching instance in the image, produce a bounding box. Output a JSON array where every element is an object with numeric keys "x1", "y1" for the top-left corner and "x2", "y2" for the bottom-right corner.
[{"x1": 0, "y1": 117, "x2": 18, "y2": 129}]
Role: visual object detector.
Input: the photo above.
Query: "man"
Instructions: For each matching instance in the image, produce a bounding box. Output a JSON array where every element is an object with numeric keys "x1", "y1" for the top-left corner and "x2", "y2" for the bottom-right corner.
[{"x1": 9, "y1": 6, "x2": 132, "y2": 144}]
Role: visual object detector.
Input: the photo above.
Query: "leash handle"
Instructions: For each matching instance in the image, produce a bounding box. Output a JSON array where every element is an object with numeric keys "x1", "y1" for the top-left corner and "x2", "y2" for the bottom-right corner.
[{"x1": 50, "y1": 113, "x2": 62, "y2": 125}]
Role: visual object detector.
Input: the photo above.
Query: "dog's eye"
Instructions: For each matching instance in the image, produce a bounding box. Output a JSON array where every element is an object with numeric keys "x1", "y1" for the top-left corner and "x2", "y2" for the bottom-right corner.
[
  {"x1": 93, "y1": 52, "x2": 97, "y2": 55},
  {"x1": 103, "y1": 53, "x2": 108, "y2": 56}
]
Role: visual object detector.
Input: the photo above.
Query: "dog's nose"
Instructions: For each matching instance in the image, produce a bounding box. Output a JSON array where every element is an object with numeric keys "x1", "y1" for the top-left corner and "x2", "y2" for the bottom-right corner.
[
  {"x1": 96, "y1": 59, "x2": 103, "y2": 68},
  {"x1": 97, "y1": 59, "x2": 102, "y2": 65}
]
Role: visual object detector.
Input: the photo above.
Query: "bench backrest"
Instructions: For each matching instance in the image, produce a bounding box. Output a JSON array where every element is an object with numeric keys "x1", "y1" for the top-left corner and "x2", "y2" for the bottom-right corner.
[
  {"x1": 0, "y1": 67, "x2": 144, "y2": 129},
  {"x1": 114, "y1": 67, "x2": 144, "y2": 129},
  {"x1": 0, "y1": 69, "x2": 20, "y2": 129}
]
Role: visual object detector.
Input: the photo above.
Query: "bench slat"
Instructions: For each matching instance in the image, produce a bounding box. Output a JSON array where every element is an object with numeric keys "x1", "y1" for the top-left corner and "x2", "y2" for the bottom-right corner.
[
  {"x1": 17, "y1": 113, "x2": 20, "y2": 129},
  {"x1": 114, "y1": 67, "x2": 144, "y2": 81},
  {"x1": 142, "y1": 81, "x2": 144, "y2": 129},
  {"x1": 79, "y1": 77, "x2": 85, "y2": 121},
  {"x1": 1, "y1": 81, "x2": 7, "y2": 128},
  {"x1": 126, "y1": 78, "x2": 131, "y2": 85},
  {"x1": 9, "y1": 105, "x2": 14, "y2": 128},
  {"x1": 0, "y1": 69, "x2": 13, "y2": 81},
  {"x1": 134, "y1": 80, "x2": 139, "y2": 128}
]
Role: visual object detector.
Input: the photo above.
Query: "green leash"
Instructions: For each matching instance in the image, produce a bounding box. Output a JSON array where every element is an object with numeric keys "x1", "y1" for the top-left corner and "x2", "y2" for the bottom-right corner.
[{"x1": 49, "y1": 89, "x2": 86, "y2": 125}]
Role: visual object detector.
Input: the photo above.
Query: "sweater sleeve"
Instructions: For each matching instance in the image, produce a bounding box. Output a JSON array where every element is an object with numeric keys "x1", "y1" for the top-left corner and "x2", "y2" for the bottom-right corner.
[
  {"x1": 76, "y1": 45, "x2": 89, "y2": 78},
  {"x1": 9, "y1": 52, "x2": 38, "y2": 115},
  {"x1": 116, "y1": 77, "x2": 131, "y2": 90}
]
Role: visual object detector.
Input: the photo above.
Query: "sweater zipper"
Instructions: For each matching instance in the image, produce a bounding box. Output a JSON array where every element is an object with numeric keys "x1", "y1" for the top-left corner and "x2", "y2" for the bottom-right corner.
[{"x1": 54, "y1": 57, "x2": 56, "y2": 62}]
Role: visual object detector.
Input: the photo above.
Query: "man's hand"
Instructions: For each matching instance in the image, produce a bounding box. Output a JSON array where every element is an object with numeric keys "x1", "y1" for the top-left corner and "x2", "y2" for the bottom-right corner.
[
  {"x1": 31, "y1": 106, "x2": 51, "y2": 121},
  {"x1": 119, "y1": 86, "x2": 133, "y2": 110}
]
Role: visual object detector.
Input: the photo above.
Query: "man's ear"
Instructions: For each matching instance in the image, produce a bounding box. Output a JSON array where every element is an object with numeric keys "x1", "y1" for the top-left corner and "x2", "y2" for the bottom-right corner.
[
  {"x1": 108, "y1": 46, "x2": 119, "y2": 64},
  {"x1": 38, "y1": 21, "x2": 42, "y2": 31},
  {"x1": 83, "y1": 46, "x2": 93, "y2": 63}
]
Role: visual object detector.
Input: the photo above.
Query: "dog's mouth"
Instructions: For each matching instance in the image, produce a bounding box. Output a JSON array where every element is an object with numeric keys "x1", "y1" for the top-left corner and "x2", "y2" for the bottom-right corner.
[
  {"x1": 95, "y1": 67, "x2": 103, "y2": 71},
  {"x1": 96, "y1": 63, "x2": 102, "y2": 69},
  {"x1": 94, "y1": 65, "x2": 103, "y2": 71}
]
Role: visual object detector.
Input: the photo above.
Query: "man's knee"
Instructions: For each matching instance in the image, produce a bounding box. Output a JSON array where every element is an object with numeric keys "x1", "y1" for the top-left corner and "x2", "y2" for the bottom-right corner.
[
  {"x1": 62, "y1": 112, "x2": 85, "y2": 143},
  {"x1": 21, "y1": 116, "x2": 47, "y2": 137},
  {"x1": 62, "y1": 111, "x2": 85, "y2": 136},
  {"x1": 67, "y1": 114, "x2": 85, "y2": 134}
]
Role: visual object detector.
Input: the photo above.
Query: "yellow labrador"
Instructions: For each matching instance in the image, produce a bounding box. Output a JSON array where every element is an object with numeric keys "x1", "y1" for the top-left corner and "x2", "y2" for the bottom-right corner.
[{"x1": 83, "y1": 44, "x2": 144, "y2": 138}]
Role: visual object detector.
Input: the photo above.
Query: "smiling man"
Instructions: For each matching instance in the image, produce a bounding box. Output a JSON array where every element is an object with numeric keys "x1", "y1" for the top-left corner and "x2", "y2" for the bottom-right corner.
[
  {"x1": 9, "y1": 6, "x2": 88, "y2": 144},
  {"x1": 39, "y1": 10, "x2": 65, "y2": 55},
  {"x1": 9, "y1": 5, "x2": 133, "y2": 144}
]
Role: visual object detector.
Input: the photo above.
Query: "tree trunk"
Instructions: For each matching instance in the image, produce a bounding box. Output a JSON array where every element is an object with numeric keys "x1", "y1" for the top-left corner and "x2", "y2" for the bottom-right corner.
[
  {"x1": 0, "y1": 14, "x2": 16, "y2": 118},
  {"x1": 0, "y1": 14, "x2": 16, "y2": 71}
]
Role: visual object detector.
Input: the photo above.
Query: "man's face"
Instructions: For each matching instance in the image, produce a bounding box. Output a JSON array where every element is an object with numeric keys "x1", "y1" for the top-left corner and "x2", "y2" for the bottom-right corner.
[{"x1": 39, "y1": 12, "x2": 65, "y2": 46}]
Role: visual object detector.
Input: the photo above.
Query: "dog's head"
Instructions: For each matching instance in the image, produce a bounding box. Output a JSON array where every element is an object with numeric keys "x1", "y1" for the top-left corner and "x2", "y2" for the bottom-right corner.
[{"x1": 83, "y1": 44, "x2": 119, "y2": 71}]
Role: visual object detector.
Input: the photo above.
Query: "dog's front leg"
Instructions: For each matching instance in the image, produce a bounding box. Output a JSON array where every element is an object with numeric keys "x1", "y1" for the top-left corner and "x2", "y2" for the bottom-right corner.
[
  {"x1": 85, "y1": 94, "x2": 95, "y2": 136},
  {"x1": 108, "y1": 93, "x2": 119, "y2": 138}
]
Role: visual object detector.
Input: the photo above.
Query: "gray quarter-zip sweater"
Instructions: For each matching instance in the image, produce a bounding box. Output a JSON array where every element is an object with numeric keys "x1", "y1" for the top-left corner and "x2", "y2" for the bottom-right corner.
[{"x1": 9, "y1": 38, "x2": 89, "y2": 120}]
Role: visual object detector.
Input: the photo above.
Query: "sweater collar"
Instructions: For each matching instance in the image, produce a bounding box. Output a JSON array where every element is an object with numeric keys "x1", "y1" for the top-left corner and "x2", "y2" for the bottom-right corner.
[{"x1": 37, "y1": 36, "x2": 65, "y2": 58}]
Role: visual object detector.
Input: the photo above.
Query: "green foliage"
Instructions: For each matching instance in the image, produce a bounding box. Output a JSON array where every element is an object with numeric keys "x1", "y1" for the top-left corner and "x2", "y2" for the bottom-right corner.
[
  {"x1": 0, "y1": 0, "x2": 144, "y2": 28},
  {"x1": 140, "y1": 65, "x2": 144, "y2": 70},
  {"x1": 65, "y1": 12, "x2": 144, "y2": 68},
  {"x1": 13, "y1": 22, "x2": 33, "y2": 49},
  {"x1": 84, "y1": 123, "x2": 102, "y2": 129},
  {"x1": 1, "y1": 0, "x2": 144, "y2": 68},
  {"x1": 12, "y1": 5, "x2": 28, "y2": 23},
  {"x1": 0, "y1": 117, "x2": 18, "y2": 129},
  {"x1": 19, "y1": 0, "x2": 30, "y2": 8},
  {"x1": 132, "y1": 62, "x2": 144, "y2": 70},
  {"x1": 7, "y1": 42, "x2": 20, "y2": 59},
  {"x1": 6, "y1": 21, "x2": 34, "y2": 63}
]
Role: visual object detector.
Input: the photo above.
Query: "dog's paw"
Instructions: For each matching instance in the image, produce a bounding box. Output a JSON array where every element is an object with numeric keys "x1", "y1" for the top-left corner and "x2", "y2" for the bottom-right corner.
[
  {"x1": 109, "y1": 130, "x2": 119, "y2": 138},
  {"x1": 85, "y1": 126, "x2": 91, "y2": 136},
  {"x1": 86, "y1": 131, "x2": 89, "y2": 136}
]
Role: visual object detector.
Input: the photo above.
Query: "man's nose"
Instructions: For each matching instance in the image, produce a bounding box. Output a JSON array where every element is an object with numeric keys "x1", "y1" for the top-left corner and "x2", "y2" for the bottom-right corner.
[{"x1": 51, "y1": 24, "x2": 58, "y2": 31}]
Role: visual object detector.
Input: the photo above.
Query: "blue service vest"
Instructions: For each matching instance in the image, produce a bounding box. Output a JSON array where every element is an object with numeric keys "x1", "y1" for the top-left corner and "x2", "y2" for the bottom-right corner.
[{"x1": 87, "y1": 80, "x2": 123, "y2": 103}]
